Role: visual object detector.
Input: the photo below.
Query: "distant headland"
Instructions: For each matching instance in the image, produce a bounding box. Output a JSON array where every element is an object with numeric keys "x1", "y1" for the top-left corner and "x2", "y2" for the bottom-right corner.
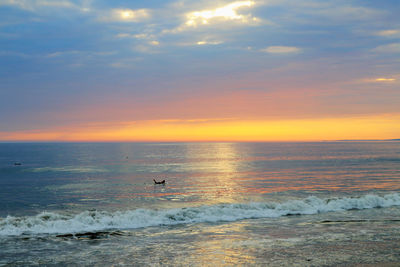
[{"x1": 333, "y1": 139, "x2": 400, "y2": 142}]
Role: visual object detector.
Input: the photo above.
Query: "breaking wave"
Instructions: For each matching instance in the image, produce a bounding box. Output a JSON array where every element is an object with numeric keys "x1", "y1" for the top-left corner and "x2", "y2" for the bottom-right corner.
[{"x1": 1, "y1": 193, "x2": 400, "y2": 236}]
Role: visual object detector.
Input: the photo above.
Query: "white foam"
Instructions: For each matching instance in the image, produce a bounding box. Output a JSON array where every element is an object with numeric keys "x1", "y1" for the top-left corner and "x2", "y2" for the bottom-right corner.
[{"x1": 1, "y1": 193, "x2": 400, "y2": 236}]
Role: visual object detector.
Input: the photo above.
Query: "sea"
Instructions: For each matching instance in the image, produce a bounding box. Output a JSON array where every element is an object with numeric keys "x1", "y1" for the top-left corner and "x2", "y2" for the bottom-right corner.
[{"x1": 1, "y1": 142, "x2": 400, "y2": 266}]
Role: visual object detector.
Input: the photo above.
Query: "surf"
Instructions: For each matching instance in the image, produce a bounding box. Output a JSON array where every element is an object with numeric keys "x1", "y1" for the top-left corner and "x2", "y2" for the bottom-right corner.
[{"x1": 1, "y1": 193, "x2": 399, "y2": 236}]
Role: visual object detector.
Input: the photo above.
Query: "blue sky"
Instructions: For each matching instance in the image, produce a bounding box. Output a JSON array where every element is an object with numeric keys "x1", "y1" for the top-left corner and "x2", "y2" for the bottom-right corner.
[{"x1": 0, "y1": 0, "x2": 399, "y2": 140}]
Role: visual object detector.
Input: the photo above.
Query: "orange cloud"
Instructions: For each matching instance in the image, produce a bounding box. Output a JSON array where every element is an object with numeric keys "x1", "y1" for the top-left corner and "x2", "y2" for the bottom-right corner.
[{"x1": 374, "y1": 78, "x2": 396, "y2": 82}]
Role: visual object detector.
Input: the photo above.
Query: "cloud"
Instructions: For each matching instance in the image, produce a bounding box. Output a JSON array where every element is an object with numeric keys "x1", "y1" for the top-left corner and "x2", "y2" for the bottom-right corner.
[
  {"x1": 34, "y1": 1, "x2": 77, "y2": 9},
  {"x1": 0, "y1": 50, "x2": 32, "y2": 58},
  {"x1": 372, "y1": 43, "x2": 400, "y2": 53},
  {"x1": 164, "y1": 0, "x2": 264, "y2": 34},
  {"x1": 133, "y1": 44, "x2": 161, "y2": 54},
  {"x1": 355, "y1": 77, "x2": 397, "y2": 84},
  {"x1": 287, "y1": 1, "x2": 383, "y2": 22},
  {"x1": 185, "y1": 1, "x2": 257, "y2": 26},
  {"x1": 375, "y1": 29, "x2": 400, "y2": 37},
  {"x1": 315, "y1": 5, "x2": 381, "y2": 21},
  {"x1": 0, "y1": 0, "x2": 89, "y2": 12},
  {"x1": 196, "y1": 40, "x2": 223, "y2": 45},
  {"x1": 173, "y1": 36, "x2": 224, "y2": 47},
  {"x1": 114, "y1": 32, "x2": 160, "y2": 53},
  {"x1": 249, "y1": 0, "x2": 384, "y2": 30},
  {"x1": 115, "y1": 32, "x2": 159, "y2": 45},
  {"x1": 261, "y1": 46, "x2": 302, "y2": 54},
  {"x1": 45, "y1": 50, "x2": 116, "y2": 58},
  {"x1": 149, "y1": 40, "x2": 160, "y2": 46},
  {"x1": 100, "y1": 8, "x2": 151, "y2": 23},
  {"x1": 374, "y1": 78, "x2": 396, "y2": 82},
  {"x1": 115, "y1": 33, "x2": 132, "y2": 38},
  {"x1": 46, "y1": 50, "x2": 81, "y2": 58},
  {"x1": 142, "y1": 117, "x2": 235, "y2": 124}
]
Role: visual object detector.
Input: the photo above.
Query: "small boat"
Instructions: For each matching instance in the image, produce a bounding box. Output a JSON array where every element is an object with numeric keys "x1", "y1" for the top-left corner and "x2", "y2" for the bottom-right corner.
[{"x1": 153, "y1": 179, "x2": 165, "y2": 184}]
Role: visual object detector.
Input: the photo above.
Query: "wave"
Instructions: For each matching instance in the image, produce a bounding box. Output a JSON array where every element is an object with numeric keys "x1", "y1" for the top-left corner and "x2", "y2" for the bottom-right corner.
[{"x1": 1, "y1": 193, "x2": 400, "y2": 236}]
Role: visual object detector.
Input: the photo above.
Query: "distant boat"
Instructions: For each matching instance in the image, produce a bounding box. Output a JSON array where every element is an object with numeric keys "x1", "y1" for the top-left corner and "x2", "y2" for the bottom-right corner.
[
  {"x1": 14, "y1": 162, "x2": 22, "y2": 166},
  {"x1": 153, "y1": 179, "x2": 165, "y2": 184}
]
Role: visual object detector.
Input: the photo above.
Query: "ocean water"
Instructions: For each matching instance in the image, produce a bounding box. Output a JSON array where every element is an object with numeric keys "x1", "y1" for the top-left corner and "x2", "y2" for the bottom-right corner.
[{"x1": 1, "y1": 142, "x2": 400, "y2": 266}]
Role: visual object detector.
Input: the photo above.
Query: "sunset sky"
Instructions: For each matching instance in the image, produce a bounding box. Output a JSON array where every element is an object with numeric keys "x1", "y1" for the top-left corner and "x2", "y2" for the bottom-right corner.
[{"x1": 0, "y1": 0, "x2": 399, "y2": 141}]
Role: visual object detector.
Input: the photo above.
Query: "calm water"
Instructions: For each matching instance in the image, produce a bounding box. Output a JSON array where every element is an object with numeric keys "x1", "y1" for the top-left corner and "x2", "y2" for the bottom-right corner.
[{"x1": 1, "y1": 142, "x2": 400, "y2": 266}]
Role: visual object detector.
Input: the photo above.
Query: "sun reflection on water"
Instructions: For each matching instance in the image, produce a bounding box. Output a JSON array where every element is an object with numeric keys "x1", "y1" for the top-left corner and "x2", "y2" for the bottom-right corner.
[
  {"x1": 182, "y1": 143, "x2": 244, "y2": 204},
  {"x1": 189, "y1": 222, "x2": 257, "y2": 266}
]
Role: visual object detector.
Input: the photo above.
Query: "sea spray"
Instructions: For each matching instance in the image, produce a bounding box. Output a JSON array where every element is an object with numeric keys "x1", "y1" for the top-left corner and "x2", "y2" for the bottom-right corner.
[{"x1": 1, "y1": 193, "x2": 400, "y2": 236}]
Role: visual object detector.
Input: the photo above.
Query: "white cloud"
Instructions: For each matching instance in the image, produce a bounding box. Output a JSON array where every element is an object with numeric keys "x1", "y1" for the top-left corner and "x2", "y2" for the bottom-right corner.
[
  {"x1": 372, "y1": 43, "x2": 400, "y2": 53},
  {"x1": 133, "y1": 33, "x2": 149, "y2": 39},
  {"x1": 185, "y1": 1, "x2": 256, "y2": 27},
  {"x1": 261, "y1": 46, "x2": 302, "y2": 54},
  {"x1": 149, "y1": 40, "x2": 160, "y2": 46},
  {"x1": 173, "y1": 35, "x2": 224, "y2": 46},
  {"x1": 100, "y1": 8, "x2": 151, "y2": 23},
  {"x1": 115, "y1": 33, "x2": 157, "y2": 41},
  {"x1": 164, "y1": 0, "x2": 264, "y2": 33},
  {"x1": 196, "y1": 40, "x2": 223, "y2": 45}
]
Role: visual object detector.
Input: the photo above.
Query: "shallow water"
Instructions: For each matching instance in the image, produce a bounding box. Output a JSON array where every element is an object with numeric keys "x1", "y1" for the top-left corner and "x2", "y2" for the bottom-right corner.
[{"x1": 1, "y1": 142, "x2": 400, "y2": 266}]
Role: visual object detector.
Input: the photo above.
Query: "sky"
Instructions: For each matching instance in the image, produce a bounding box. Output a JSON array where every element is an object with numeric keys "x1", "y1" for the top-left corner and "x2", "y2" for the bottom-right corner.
[{"x1": 0, "y1": 0, "x2": 399, "y2": 141}]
